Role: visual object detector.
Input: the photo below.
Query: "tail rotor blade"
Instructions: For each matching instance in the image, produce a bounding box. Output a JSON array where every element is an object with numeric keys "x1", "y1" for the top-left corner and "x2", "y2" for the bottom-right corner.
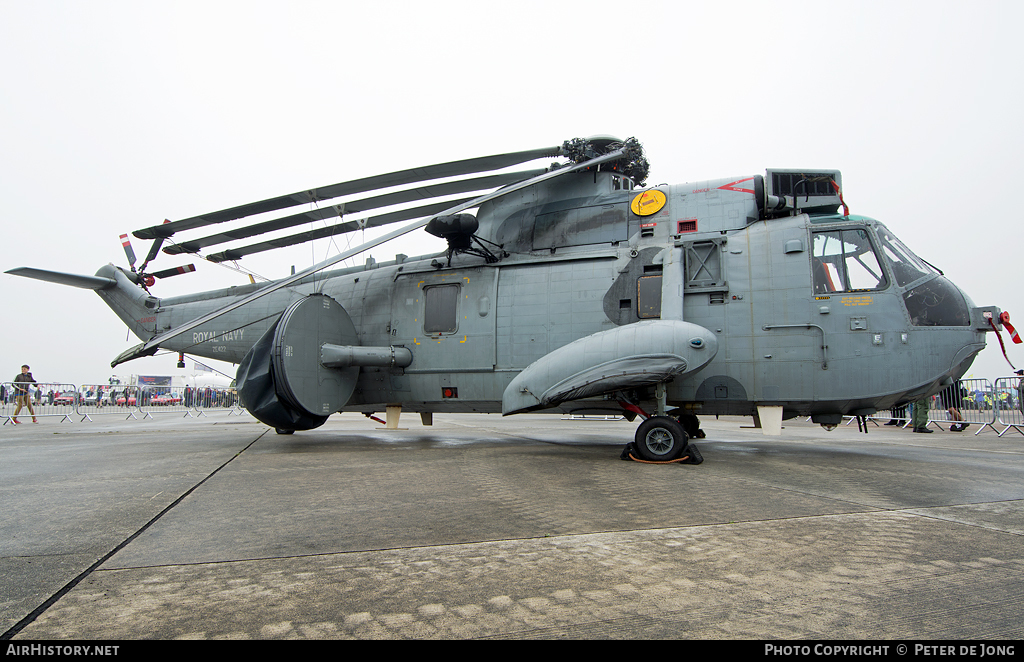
[
  {"x1": 150, "y1": 264, "x2": 196, "y2": 279},
  {"x1": 120, "y1": 234, "x2": 137, "y2": 268}
]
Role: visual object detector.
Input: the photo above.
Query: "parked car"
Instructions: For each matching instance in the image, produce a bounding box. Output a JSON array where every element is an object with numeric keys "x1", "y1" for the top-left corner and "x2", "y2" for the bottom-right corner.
[
  {"x1": 151, "y1": 394, "x2": 182, "y2": 406},
  {"x1": 80, "y1": 392, "x2": 103, "y2": 406},
  {"x1": 53, "y1": 392, "x2": 76, "y2": 406}
]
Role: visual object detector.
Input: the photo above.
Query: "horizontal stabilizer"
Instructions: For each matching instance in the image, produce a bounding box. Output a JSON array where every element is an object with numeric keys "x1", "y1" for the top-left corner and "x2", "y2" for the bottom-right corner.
[
  {"x1": 110, "y1": 342, "x2": 159, "y2": 368},
  {"x1": 5, "y1": 267, "x2": 116, "y2": 290}
]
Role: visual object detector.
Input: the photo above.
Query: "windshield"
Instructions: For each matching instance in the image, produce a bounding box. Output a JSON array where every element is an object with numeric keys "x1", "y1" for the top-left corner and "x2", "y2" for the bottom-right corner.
[{"x1": 874, "y1": 224, "x2": 936, "y2": 287}]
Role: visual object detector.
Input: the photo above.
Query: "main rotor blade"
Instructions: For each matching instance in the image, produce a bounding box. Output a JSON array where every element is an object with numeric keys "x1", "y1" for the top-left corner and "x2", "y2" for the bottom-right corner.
[
  {"x1": 204, "y1": 197, "x2": 477, "y2": 263},
  {"x1": 115, "y1": 146, "x2": 625, "y2": 367},
  {"x1": 139, "y1": 237, "x2": 165, "y2": 272},
  {"x1": 162, "y1": 169, "x2": 543, "y2": 256},
  {"x1": 133, "y1": 145, "x2": 561, "y2": 240}
]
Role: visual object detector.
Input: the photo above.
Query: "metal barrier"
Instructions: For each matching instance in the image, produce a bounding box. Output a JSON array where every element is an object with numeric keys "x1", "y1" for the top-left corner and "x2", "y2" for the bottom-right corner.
[
  {"x1": 845, "y1": 379, "x2": 1001, "y2": 434},
  {"x1": 858, "y1": 405, "x2": 912, "y2": 429},
  {"x1": 928, "y1": 378, "x2": 999, "y2": 434},
  {"x1": 138, "y1": 385, "x2": 195, "y2": 419},
  {"x1": 2, "y1": 381, "x2": 245, "y2": 425},
  {"x1": 106, "y1": 386, "x2": 142, "y2": 420},
  {"x1": 0, "y1": 382, "x2": 78, "y2": 424},
  {"x1": 993, "y1": 376, "x2": 1024, "y2": 437},
  {"x1": 190, "y1": 387, "x2": 240, "y2": 416},
  {"x1": 75, "y1": 384, "x2": 125, "y2": 421}
]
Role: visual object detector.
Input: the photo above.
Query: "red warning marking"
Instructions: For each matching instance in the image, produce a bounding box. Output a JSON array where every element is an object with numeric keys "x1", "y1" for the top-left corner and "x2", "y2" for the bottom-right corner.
[{"x1": 717, "y1": 177, "x2": 755, "y2": 194}]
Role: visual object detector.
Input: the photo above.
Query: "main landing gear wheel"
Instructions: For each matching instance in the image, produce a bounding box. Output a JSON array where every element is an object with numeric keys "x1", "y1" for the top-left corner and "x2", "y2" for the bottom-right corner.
[{"x1": 633, "y1": 416, "x2": 689, "y2": 462}]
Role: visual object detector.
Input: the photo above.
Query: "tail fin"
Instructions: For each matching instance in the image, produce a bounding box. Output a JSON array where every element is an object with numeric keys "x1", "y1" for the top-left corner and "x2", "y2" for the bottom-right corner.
[{"x1": 6, "y1": 264, "x2": 160, "y2": 341}]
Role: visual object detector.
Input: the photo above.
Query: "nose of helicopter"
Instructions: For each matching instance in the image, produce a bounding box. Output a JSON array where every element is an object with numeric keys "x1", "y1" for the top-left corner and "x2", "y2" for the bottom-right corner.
[{"x1": 949, "y1": 286, "x2": 1001, "y2": 380}]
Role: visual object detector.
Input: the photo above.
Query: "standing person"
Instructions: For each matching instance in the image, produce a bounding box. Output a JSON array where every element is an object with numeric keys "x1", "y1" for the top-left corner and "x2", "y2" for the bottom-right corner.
[
  {"x1": 885, "y1": 403, "x2": 907, "y2": 426},
  {"x1": 912, "y1": 396, "x2": 932, "y2": 433},
  {"x1": 13, "y1": 364, "x2": 38, "y2": 424},
  {"x1": 941, "y1": 381, "x2": 969, "y2": 432}
]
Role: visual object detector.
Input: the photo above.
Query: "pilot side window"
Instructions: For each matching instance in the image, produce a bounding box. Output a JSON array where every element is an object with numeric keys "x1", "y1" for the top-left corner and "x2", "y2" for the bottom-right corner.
[
  {"x1": 811, "y1": 230, "x2": 887, "y2": 294},
  {"x1": 423, "y1": 284, "x2": 459, "y2": 334}
]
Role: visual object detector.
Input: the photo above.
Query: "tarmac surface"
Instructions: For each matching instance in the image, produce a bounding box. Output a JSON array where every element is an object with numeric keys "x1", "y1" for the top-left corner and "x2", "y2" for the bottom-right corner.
[{"x1": 1, "y1": 409, "x2": 1023, "y2": 640}]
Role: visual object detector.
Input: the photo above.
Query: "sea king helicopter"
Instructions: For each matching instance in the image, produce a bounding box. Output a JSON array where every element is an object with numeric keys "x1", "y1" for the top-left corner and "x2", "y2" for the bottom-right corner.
[{"x1": 7, "y1": 136, "x2": 1003, "y2": 461}]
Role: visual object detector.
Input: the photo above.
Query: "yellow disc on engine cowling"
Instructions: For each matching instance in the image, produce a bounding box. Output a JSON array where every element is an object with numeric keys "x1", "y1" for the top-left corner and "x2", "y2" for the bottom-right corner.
[{"x1": 630, "y1": 189, "x2": 667, "y2": 216}]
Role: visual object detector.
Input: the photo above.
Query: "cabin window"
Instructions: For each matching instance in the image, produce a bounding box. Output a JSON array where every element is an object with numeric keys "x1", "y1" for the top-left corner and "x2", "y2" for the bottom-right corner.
[
  {"x1": 532, "y1": 203, "x2": 629, "y2": 250},
  {"x1": 811, "y1": 229, "x2": 887, "y2": 293},
  {"x1": 637, "y1": 275, "x2": 662, "y2": 319},
  {"x1": 423, "y1": 284, "x2": 459, "y2": 334}
]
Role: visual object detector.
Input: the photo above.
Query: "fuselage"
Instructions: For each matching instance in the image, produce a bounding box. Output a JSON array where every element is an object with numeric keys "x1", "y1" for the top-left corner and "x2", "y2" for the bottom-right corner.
[{"x1": 108, "y1": 170, "x2": 992, "y2": 420}]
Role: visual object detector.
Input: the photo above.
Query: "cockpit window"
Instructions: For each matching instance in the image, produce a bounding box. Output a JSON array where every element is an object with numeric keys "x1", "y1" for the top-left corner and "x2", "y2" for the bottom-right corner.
[
  {"x1": 812, "y1": 229, "x2": 887, "y2": 293},
  {"x1": 875, "y1": 224, "x2": 935, "y2": 287}
]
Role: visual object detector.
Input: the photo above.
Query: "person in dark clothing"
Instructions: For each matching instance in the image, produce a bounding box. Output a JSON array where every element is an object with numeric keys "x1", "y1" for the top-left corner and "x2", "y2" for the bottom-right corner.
[
  {"x1": 940, "y1": 381, "x2": 969, "y2": 432},
  {"x1": 13, "y1": 364, "x2": 38, "y2": 424}
]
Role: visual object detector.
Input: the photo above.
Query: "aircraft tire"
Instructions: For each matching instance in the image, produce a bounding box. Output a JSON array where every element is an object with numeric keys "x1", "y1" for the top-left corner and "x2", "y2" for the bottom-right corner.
[
  {"x1": 634, "y1": 416, "x2": 688, "y2": 462},
  {"x1": 275, "y1": 428, "x2": 295, "y2": 435}
]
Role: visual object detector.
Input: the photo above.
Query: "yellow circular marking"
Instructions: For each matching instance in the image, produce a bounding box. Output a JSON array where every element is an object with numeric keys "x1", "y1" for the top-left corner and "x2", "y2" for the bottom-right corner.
[{"x1": 630, "y1": 190, "x2": 667, "y2": 216}]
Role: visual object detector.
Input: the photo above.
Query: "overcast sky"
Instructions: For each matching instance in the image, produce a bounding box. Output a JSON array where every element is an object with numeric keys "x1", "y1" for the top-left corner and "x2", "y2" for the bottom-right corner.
[{"x1": 2, "y1": 0, "x2": 1022, "y2": 390}]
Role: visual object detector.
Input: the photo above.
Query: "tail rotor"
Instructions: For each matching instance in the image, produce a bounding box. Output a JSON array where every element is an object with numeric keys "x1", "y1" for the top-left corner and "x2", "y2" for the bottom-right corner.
[{"x1": 118, "y1": 222, "x2": 196, "y2": 290}]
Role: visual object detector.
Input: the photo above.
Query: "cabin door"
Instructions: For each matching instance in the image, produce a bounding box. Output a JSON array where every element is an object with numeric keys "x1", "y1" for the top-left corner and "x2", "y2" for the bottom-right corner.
[{"x1": 389, "y1": 267, "x2": 497, "y2": 372}]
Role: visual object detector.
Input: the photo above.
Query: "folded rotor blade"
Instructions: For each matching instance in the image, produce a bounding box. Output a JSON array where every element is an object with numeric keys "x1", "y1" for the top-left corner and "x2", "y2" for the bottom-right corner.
[
  {"x1": 115, "y1": 145, "x2": 625, "y2": 367},
  {"x1": 204, "y1": 197, "x2": 477, "y2": 263},
  {"x1": 133, "y1": 146, "x2": 561, "y2": 240},
  {"x1": 162, "y1": 169, "x2": 543, "y2": 256},
  {"x1": 139, "y1": 237, "x2": 165, "y2": 273}
]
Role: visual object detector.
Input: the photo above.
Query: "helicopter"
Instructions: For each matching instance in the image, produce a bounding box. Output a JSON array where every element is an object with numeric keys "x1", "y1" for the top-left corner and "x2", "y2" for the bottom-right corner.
[{"x1": 6, "y1": 136, "x2": 1004, "y2": 462}]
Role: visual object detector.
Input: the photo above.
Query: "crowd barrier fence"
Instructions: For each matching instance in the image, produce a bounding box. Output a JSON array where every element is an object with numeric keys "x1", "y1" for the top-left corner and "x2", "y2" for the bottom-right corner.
[
  {"x1": 993, "y1": 376, "x2": 1024, "y2": 437},
  {"x1": 137, "y1": 385, "x2": 196, "y2": 419},
  {"x1": 1, "y1": 382, "x2": 244, "y2": 424},
  {"x1": 0, "y1": 382, "x2": 79, "y2": 424},
  {"x1": 75, "y1": 384, "x2": 139, "y2": 421},
  {"x1": 837, "y1": 378, "x2": 1012, "y2": 436}
]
